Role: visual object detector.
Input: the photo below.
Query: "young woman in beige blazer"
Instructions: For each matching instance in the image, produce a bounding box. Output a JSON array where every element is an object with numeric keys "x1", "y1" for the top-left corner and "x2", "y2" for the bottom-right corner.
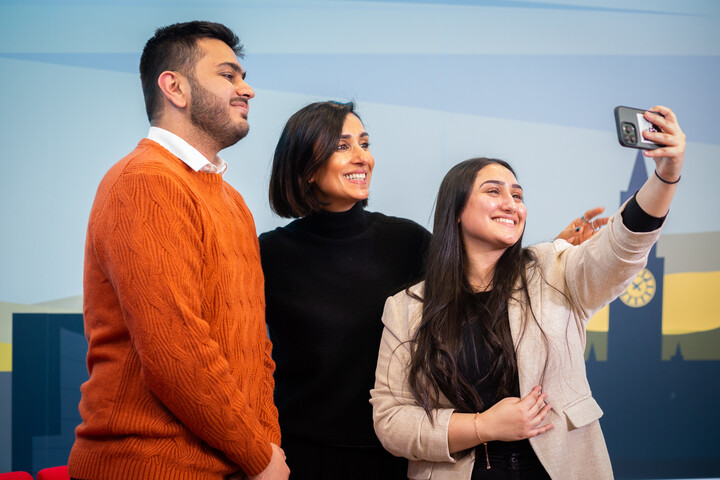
[{"x1": 371, "y1": 106, "x2": 685, "y2": 479}]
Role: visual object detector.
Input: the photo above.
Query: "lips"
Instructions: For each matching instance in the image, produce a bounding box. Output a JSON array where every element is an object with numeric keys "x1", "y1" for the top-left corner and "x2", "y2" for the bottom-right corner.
[{"x1": 231, "y1": 99, "x2": 249, "y2": 115}]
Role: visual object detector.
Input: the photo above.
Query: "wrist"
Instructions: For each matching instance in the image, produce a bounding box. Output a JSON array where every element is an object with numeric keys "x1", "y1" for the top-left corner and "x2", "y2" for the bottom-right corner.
[
  {"x1": 654, "y1": 161, "x2": 682, "y2": 185},
  {"x1": 473, "y1": 412, "x2": 492, "y2": 444},
  {"x1": 654, "y1": 169, "x2": 680, "y2": 185},
  {"x1": 474, "y1": 412, "x2": 492, "y2": 470}
]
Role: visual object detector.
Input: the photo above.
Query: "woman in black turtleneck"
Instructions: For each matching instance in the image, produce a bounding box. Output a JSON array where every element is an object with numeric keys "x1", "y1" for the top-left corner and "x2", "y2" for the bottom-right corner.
[
  {"x1": 260, "y1": 101, "x2": 430, "y2": 479},
  {"x1": 259, "y1": 101, "x2": 605, "y2": 479}
]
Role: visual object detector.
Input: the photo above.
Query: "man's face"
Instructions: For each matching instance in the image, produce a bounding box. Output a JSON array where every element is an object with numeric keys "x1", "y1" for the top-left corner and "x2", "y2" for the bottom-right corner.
[{"x1": 187, "y1": 38, "x2": 255, "y2": 150}]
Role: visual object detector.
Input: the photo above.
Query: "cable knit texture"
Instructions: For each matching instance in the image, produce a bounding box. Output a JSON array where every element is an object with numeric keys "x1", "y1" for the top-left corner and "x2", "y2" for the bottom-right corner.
[{"x1": 68, "y1": 139, "x2": 280, "y2": 480}]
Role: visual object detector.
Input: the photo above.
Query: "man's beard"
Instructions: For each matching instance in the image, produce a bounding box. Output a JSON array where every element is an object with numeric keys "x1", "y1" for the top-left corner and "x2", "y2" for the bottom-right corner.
[{"x1": 188, "y1": 76, "x2": 249, "y2": 151}]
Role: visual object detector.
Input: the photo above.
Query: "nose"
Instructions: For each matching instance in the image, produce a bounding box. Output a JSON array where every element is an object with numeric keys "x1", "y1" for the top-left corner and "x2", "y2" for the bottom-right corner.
[
  {"x1": 352, "y1": 145, "x2": 371, "y2": 165},
  {"x1": 235, "y1": 78, "x2": 255, "y2": 99},
  {"x1": 500, "y1": 191, "x2": 517, "y2": 212}
]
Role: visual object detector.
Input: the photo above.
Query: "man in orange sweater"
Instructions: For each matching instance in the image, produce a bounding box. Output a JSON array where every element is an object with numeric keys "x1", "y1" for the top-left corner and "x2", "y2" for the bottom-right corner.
[{"x1": 68, "y1": 21, "x2": 289, "y2": 480}]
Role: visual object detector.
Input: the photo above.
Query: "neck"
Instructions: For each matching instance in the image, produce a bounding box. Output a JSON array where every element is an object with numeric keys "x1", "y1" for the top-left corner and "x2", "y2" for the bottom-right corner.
[
  {"x1": 153, "y1": 117, "x2": 220, "y2": 163},
  {"x1": 464, "y1": 246, "x2": 505, "y2": 292}
]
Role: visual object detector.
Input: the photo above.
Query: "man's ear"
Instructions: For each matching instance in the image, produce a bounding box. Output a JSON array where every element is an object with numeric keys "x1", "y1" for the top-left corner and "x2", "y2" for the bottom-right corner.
[{"x1": 157, "y1": 71, "x2": 188, "y2": 109}]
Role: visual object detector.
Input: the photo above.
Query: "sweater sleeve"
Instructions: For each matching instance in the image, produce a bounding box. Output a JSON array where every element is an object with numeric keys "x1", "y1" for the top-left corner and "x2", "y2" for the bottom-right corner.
[
  {"x1": 370, "y1": 292, "x2": 456, "y2": 463},
  {"x1": 92, "y1": 171, "x2": 273, "y2": 475},
  {"x1": 258, "y1": 334, "x2": 282, "y2": 445},
  {"x1": 547, "y1": 201, "x2": 662, "y2": 321}
]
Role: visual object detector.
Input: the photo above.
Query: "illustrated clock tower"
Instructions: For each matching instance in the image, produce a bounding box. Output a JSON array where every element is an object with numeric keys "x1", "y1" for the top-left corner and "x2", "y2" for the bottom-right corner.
[{"x1": 607, "y1": 152, "x2": 665, "y2": 365}]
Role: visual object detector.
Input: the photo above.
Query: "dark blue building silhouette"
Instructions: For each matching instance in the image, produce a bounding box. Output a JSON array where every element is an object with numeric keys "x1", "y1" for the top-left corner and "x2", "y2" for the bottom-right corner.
[
  {"x1": 586, "y1": 152, "x2": 720, "y2": 478},
  {"x1": 9, "y1": 155, "x2": 720, "y2": 477},
  {"x1": 11, "y1": 313, "x2": 87, "y2": 475}
]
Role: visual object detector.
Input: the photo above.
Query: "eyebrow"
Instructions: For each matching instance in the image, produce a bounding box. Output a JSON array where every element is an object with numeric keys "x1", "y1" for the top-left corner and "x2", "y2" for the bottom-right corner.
[
  {"x1": 339, "y1": 132, "x2": 369, "y2": 139},
  {"x1": 219, "y1": 62, "x2": 246, "y2": 79},
  {"x1": 480, "y1": 179, "x2": 523, "y2": 190}
]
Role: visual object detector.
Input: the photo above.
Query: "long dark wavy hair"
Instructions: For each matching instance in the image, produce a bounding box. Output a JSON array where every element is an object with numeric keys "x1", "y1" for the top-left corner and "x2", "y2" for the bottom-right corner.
[{"x1": 408, "y1": 158, "x2": 538, "y2": 418}]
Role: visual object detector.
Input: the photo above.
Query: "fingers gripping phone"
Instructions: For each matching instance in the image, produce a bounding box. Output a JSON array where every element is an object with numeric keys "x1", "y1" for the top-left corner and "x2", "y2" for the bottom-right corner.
[{"x1": 614, "y1": 106, "x2": 664, "y2": 150}]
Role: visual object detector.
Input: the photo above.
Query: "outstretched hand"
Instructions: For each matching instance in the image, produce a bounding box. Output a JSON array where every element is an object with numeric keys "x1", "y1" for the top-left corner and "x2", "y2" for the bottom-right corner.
[
  {"x1": 641, "y1": 105, "x2": 685, "y2": 180},
  {"x1": 555, "y1": 206, "x2": 609, "y2": 246},
  {"x1": 476, "y1": 385, "x2": 554, "y2": 442},
  {"x1": 633, "y1": 105, "x2": 686, "y2": 219}
]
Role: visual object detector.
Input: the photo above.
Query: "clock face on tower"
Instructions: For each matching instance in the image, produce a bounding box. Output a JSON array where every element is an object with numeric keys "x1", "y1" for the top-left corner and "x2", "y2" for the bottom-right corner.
[{"x1": 619, "y1": 268, "x2": 656, "y2": 308}]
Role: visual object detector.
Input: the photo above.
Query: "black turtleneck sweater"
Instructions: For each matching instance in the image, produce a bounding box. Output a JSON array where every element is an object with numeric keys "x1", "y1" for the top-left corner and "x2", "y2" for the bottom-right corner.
[{"x1": 259, "y1": 203, "x2": 431, "y2": 447}]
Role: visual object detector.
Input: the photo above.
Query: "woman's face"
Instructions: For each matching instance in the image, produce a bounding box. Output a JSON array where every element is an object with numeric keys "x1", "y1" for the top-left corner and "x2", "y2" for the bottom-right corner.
[
  {"x1": 311, "y1": 114, "x2": 374, "y2": 212},
  {"x1": 458, "y1": 163, "x2": 527, "y2": 254}
]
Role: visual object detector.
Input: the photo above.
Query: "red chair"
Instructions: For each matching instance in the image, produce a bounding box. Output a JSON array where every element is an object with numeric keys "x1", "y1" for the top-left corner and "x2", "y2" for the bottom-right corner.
[
  {"x1": 37, "y1": 465, "x2": 70, "y2": 480},
  {"x1": 0, "y1": 472, "x2": 33, "y2": 480}
]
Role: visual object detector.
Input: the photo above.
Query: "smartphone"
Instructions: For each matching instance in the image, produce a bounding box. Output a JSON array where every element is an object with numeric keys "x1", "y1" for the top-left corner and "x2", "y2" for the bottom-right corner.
[{"x1": 614, "y1": 106, "x2": 664, "y2": 150}]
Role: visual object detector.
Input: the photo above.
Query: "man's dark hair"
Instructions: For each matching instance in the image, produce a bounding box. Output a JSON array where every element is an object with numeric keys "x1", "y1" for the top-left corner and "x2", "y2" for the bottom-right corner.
[
  {"x1": 139, "y1": 21, "x2": 243, "y2": 123},
  {"x1": 269, "y1": 101, "x2": 366, "y2": 218}
]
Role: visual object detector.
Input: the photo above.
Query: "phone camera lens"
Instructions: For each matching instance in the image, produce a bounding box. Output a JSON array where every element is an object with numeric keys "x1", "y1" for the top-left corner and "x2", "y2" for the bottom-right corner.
[{"x1": 621, "y1": 123, "x2": 637, "y2": 145}]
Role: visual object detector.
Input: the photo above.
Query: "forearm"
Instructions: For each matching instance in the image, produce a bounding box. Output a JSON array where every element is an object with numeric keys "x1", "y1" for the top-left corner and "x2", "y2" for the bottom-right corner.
[
  {"x1": 448, "y1": 412, "x2": 483, "y2": 454},
  {"x1": 635, "y1": 171, "x2": 679, "y2": 218},
  {"x1": 449, "y1": 387, "x2": 554, "y2": 453},
  {"x1": 257, "y1": 337, "x2": 282, "y2": 445}
]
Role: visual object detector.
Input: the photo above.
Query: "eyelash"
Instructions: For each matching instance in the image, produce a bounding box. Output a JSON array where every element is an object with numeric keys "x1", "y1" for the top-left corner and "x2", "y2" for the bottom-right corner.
[
  {"x1": 486, "y1": 188, "x2": 523, "y2": 201},
  {"x1": 337, "y1": 142, "x2": 370, "y2": 150}
]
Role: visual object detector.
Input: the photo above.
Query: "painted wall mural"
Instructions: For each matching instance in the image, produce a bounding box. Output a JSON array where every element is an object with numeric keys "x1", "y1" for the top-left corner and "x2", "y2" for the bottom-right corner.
[{"x1": 1, "y1": 0, "x2": 718, "y2": 477}]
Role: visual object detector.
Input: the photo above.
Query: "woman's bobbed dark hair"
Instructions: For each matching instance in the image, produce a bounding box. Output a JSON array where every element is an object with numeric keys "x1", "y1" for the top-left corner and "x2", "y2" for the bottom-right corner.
[{"x1": 269, "y1": 101, "x2": 366, "y2": 218}]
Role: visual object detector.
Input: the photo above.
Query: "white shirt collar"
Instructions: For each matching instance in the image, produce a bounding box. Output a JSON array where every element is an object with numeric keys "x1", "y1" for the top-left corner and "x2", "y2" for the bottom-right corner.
[{"x1": 146, "y1": 126, "x2": 227, "y2": 175}]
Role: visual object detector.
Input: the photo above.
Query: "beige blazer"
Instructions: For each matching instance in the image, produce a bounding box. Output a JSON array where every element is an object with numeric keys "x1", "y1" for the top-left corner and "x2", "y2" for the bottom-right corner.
[{"x1": 370, "y1": 211, "x2": 661, "y2": 480}]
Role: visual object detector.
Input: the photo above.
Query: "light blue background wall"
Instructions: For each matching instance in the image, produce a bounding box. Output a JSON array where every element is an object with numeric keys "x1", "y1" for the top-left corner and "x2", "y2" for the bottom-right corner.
[
  {"x1": 1, "y1": 0, "x2": 718, "y2": 477},
  {"x1": 1, "y1": 0, "x2": 719, "y2": 306}
]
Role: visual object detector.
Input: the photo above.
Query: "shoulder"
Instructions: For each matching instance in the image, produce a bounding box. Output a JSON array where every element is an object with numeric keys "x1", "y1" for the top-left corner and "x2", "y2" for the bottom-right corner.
[
  {"x1": 369, "y1": 211, "x2": 430, "y2": 234},
  {"x1": 524, "y1": 240, "x2": 577, "y2": 285},
  {"x1": 382, "y1": 281, "x2": 424, "y2": 332},
  {"x1": 366, "y1": 212, "x2": 432, "y2": 250},
  {"x1": 99, "y1": 140, "x2": 197, "y2": 196},
  {"x1": 121, "y1": 139, "x2": 186, "y2": 174},
  {"x1": 527, "y1": 239, "x2": 571, "y2": 264},
  {"x1": 259, "y1": 219, "x2": 302, "y2": 246},
  {"x1": 93, "y1": 141, "x2": 190, "y2": 207},
  {"x1": 388, "y1": 280, "x2": 424, "y2": 302}
]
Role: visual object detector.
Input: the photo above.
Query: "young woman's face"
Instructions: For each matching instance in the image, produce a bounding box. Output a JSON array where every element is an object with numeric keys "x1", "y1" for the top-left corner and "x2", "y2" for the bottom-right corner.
[
  {"x1": 311, "y1": 114, "x2": 374, "y2": 212},
  {"x1": 458, "y1": 163, "x2": 527, "y2": 253}
]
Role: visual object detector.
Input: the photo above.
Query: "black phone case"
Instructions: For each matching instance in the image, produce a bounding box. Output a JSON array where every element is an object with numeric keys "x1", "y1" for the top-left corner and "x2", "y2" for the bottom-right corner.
[{"x1": 614, "y1": 106, "x2": 662, "y2": 150}]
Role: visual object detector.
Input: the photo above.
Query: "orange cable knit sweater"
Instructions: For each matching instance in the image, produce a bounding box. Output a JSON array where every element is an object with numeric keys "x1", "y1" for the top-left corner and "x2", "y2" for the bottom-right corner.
[{"x1": 68, "y1": 139, "x2": 280, "y2": 480}]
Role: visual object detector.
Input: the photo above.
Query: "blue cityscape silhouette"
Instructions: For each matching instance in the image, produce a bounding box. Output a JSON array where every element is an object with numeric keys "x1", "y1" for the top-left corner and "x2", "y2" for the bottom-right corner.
[
  {"x1": 586, "y1": 152, "x2": 720, "y2": 478},
  {"x1": 10, "y1": 154, "x2": 720, "y2": 477}
]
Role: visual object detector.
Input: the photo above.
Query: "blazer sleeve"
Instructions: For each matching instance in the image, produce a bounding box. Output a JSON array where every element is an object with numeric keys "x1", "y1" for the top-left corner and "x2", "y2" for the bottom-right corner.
[
  {"x1": 544, "y1": 202, "x2": 662, "y2": 321},
  {"x1": 370, "y1": 291, "x2": 457, "y2": 463}
]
